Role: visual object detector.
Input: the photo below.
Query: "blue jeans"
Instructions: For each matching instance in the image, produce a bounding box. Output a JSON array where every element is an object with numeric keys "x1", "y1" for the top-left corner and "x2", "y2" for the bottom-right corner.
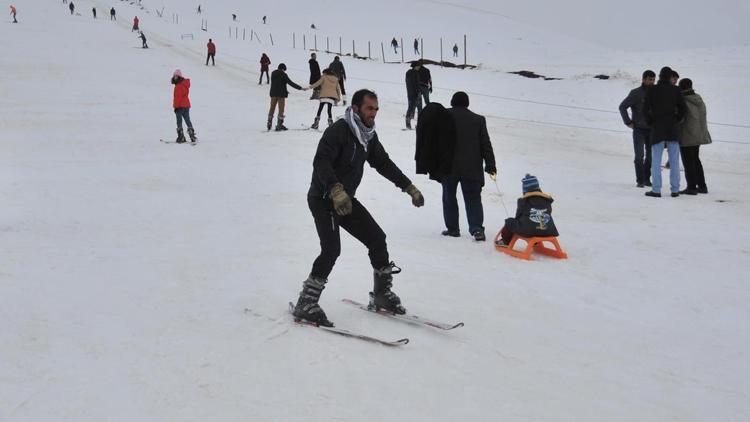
[
  {"x1": 633, "y1": 128, "x2": 652, "y2": 184},
  {"x1": 175, "y1": 107, "x2": 193, "y2": 130},
  {"x1": 419, "y1": 85, "x2": 430, "y2": 105},
  {"x1": 651, "y1": 141, "x2": 680, "y2": 193},
  {"x1": 406, "y1": 95, "x2": 422, "y2": 119},
  {"x1": 442, "y1": 176, "x2": 484, "y2": 234}
]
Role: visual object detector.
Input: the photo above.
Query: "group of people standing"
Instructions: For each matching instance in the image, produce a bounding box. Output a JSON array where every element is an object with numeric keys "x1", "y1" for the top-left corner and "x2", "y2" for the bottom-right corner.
[{"x1": 620, "y1": 66, "x2": 711, "y2": 197}]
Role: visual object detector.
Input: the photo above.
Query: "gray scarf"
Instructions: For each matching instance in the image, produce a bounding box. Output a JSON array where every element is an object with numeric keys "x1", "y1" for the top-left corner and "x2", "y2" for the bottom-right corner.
[{"x1": 343, "y1": 106, "x2": 376, "y2": 151}]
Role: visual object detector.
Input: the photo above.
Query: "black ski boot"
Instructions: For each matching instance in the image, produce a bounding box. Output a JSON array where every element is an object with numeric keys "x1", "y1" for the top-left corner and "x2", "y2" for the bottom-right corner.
[
  {"x1": 369, "y1": 262, "x2": 406, "y2": 314},
  {"x1": 266, "y1": 114, "x2": 273, "y2": 131},
  {"x1": 175, "y1": 128, "x2": 186, "y2": 143},
  {"x1": 311, "y1": 116, "x2": 320, "y2": 130},
  {"x1": 293, "y1": 275, "x2": 333, "y2": 327},
  {"x1": 187, "y1": 127, "x2": 197, "y2": 143},
  {"x1": 275, "y1": 117, "x2": 288, "y2": 131}
]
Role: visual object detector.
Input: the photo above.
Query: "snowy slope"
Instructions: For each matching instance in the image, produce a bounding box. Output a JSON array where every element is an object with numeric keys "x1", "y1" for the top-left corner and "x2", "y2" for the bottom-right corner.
[{"x1": 2, "y1": 1, "x2": 750, "y2": 421}]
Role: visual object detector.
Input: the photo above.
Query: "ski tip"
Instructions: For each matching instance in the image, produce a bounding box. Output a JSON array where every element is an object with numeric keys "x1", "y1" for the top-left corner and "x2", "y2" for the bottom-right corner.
[
  {"x1": 398, "y1": 338, "x2": 410, "y2": 345},
  {"x1": 452, "y1": 322, "x2": 465, "y2": 329}
]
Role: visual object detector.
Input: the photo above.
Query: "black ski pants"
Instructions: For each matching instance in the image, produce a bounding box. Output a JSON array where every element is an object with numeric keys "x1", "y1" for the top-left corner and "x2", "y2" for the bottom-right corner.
[{"x1": 308, "y1": 196, "x2": 389, "y2": 279}]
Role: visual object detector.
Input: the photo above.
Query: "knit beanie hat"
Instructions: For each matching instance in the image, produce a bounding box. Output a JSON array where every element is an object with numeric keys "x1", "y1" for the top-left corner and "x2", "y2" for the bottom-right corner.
[
  {"x1": 173, "y1": 69, "x2": 183, "y2": 78},
  {"x1": 522, "y1": 174, "x2": 540, "y2": 193}
]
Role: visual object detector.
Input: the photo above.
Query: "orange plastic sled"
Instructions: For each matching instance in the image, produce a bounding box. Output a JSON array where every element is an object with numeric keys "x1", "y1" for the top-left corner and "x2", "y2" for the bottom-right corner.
[{"x1": 494, "y1": 232, "x2": 568, "y2": 260}]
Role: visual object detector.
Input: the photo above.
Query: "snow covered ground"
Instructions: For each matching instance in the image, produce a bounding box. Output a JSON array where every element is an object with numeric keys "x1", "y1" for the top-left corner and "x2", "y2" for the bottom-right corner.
[{"x1": 2, "y1": 1, "x2": 749, "y2": 421}]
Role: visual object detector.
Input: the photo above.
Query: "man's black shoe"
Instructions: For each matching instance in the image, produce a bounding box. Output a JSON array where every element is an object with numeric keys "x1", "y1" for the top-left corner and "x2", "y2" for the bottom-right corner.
[
  {"x1": 670, "y1": 192, "x2": 680, "y2": 198},
  {"x1": 441, "y1": 229, "x2": 460, "y2": 237},
  {"x1": 645, "y1": 191, "x2": 661, "y2": 198},
  {"x1": 679, "y1": 189, "x2": 698, "y2": 195}
]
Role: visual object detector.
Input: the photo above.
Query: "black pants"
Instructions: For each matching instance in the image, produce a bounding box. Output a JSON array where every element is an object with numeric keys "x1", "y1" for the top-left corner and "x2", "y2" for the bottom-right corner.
[
  {"x1": 680, "y1": 145, "x2": 706, "y2": 190},
  {"x1": 338, "y1": 78, "x2": 346, "y2": 95},
  {"x1": 259, "y1": 70, "x2": 269, "y2": 84},
  {"x1": 308, "y1": 196, "x2": 389, "y2": 279},
  {"x1": 315, "y1": 102, "x2": 332, "y2": 119},
  {"x1": 206, "y1": 53, "x2": 215, "y2": 65}
]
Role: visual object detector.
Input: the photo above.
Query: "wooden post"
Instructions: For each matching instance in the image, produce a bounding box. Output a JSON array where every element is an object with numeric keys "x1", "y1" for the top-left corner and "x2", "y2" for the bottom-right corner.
[
  {"x1": 339, "y1": 37, "x2": 342, "y2": 55},
  {"x1": 235, "y1": 27, "x2": 238, "y2": 39},
  {"x1": 352, "y1": 40, "x2": 355, "y2": 56},
  {"x1": 400, "y1": 38, "x2": 404, "y2": 63},
  {"x1": 270, "y1": 33, "x2": 274, "y2": 46},
  {"x1": 440, "y1": 37, "x2": 443, "y2": 64},
  {"x1": 228, "y1": 26, "x2": 231, "y2": 38},
  {"x1": 368, "y1": 41, "x2": 371, "y2": 59},
  {"x1": 243, "y1": 28, "x2": 246, "y2": 40},
  {"x1": 381, "y1": 42, "x2": 385, "y2": 63},
  {"x1": 314, "y1": 34, "x2": 317, "y2": 51},
  {"x1": 326, "y1": 37, "x2": 329, "y2": 52},
  {"x1": 420, "y1": 38, "x2": 424, "y2": 60},
  {"x1": 303, "y1": 34, "x2": 306, "y2": 50},
  {"x1": 250, "y1": 29, "x2": 253, "y2": 41},
  {"x1": 293, "y1": 33, "x2": 296, "y2": 49},
  {"x1": 464, "y1": 34, "x2": 467, "y2": 66}
]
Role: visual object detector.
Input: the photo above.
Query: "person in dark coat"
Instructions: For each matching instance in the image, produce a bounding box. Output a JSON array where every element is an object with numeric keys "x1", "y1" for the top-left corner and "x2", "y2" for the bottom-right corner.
[
  {"x1": 404, "y1": 61, "x2": 422, "y2": 129},
  {"x1": 292, "y1": 89, "x2": 424, "y2": 327},
  {"x1": 452, "y1": 43, "x2": 458, "y2": 57},
  {"x1": 619, "y1": 69, "x2": 656, "y2": 187},
  {"x1": 139, "y1": 31, "x2": 148, "y2": 48},
  {"x1": 91, "y1": 7, "x2": 96, "y2": 18},
  {"x1": 391, "y1": 37, "x2": 398, "y2": 53},
  {"x1": 328, "y1": 56, "x2": 346, "y2": 104},
  {"x1": 418, "y1": 63, "x2": 432, "y2": 105},
  {"x1": 308, "y1": 52, "x2": 321, "y2": 99},
  {"x1": 442, "y1": 92, "x2": 496, "y2": 241},
  {"x1": 495, "y1": 174, "x2": 559, "y2": 247},
  {"x1": 677, "y1": 78, "x2": 711, "y2": 194},
  {"x1": 415, "y1": 102, "x2": 456, "y2": 181},
  {"x1": 643, "y1": 66, "x2": 687, "y2": 197},
  {"x1": 69, "y1": 1, "x2": 75, "y2": 15},
  {"x1": 206, "y1": 39, "x2": 216, "y2": 66},
  {"x1": 110, "y1": 7, "x2": 115, "y2": 20},
  {"x1": 267, "y1": 63, "x2": 306, "y2": 131},
  {"x1": 259, "y1": 53, "x2": 271, "y2": 84},
  {"x1": 413, "y1": 38, "x2": 419, "y2": 55}
]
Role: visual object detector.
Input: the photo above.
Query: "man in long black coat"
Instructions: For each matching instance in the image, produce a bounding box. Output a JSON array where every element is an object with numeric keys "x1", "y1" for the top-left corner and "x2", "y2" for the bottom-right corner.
[
  {"x1": 308, "y1": 52, "x2": 321, "y2": 99},
  {"x1": 442, "y1": 92, "x2": 496, "y2": 241},
  {"x1": 643, "y1": 66, "x2": 687, "y2": 198}
]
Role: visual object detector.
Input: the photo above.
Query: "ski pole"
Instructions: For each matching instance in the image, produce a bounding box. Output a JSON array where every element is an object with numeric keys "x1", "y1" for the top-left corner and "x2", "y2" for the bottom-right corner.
[{"x1": 490, "y1": 173, "x2": 509, "y2": 217}]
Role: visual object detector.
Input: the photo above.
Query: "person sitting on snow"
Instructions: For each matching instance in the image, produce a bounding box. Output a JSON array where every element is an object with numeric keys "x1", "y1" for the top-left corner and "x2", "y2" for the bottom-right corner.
[{"x1": 495, "y1": 174, "x2": 559, "y2": 247}]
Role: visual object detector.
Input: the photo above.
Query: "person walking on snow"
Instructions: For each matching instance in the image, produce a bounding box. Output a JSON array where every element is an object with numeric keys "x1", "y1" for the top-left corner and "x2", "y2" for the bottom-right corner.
[
  {"x1": 171, "y1": 70, "x2": 197, "y2": 143},
  {"x1": 132, "y1": 16, "x2": 139, "y2": 32},
  {"x1": 206, "y1": 38, "x2": 216, "y2": 66},
  {"x1": 267, "y1": 63, "x2": 307, "y2": 131},
  {"x1": 92, "y1": 7, "x2": 96, "y2": 18},
  {"x1": 452, "y1": 43, "x2": 458, "y2": 57},
  {"x1": 328, "y1": 56, "x2": 347, "y2": 105},
  {"x1": 418, "y1": 63, "x2": 432, "y2": 105},
  {"x1": 619, "y1": 69, "x2": 656, "y2": 188},
  {"x1": 10, "y1": 5, "x2": 17, "y2": 23},
  {"x1": 413, "y1": 38, "x2": 419, "y2": 55},
  {"x1": 292, "y1": 89, "x2": 425, "y2": 327},
  {"x1": 139, "y1": 31, "x2": 148, "y2": 48},
  {"x1": 259, "y1": 53, "x2": 270, "y2": 84},
  {"x1": 404, "y1": 61, "x2": 422, "y2": 129},
  {"x1": 69, "y1": 2, "x2": 74, "y2": 15},
  {"x1": 110, "y1": 7, "x2": 115, "y2": 20},
  {"x1": 390, "y1": 37, "x2": 398, "y2": 53},
  {"x1": 307, "y1": 68, "x2": 341, "y2": 129},
  {"x1": 309, "y1": 52, "x2": 321, "y2": 100}
]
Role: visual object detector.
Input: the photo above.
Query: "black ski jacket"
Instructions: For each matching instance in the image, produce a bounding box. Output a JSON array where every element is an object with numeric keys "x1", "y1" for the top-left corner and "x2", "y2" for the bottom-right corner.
[
  {"x1": 269, "y1": 69, "x2": 302, "y2": 98},
  {"x1": 505, "y1": 191, "x2": 559, "y2": 238},
  {"x1": 308, "y1": 119, "x2": 412, "y2": 199}
]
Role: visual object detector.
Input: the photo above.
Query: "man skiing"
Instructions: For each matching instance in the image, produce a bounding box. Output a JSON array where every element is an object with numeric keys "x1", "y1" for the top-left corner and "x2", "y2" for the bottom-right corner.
[
  {"x1": 171, "y1": 69, "x2": 197, "y2": 143},
  {"x1": 292, "y1": 89, "x2": 425, "y2": 327},
  {"x1": 267, "y1": 63, "x2": 307, "y2": 131}
]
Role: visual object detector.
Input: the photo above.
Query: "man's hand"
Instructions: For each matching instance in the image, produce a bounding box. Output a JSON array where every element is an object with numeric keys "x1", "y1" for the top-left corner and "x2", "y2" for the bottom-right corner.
[
  {"x1": 404, "y1": 184, "x2": 424, "y2": 207},
  {"x1": 330, "y1": 183, "x2": 352, "y2": 216},
  {"x1": 627, "y1": 123, "x2": 634, "y2": 129}
]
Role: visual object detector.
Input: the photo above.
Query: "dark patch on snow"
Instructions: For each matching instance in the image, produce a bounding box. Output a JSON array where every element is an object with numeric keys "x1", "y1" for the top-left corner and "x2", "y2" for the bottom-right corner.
[
  {"x1": 594, "y1": 74, "x2": 610, "y2": 80},
  {"x1": 509, "y1": 70, "x2": 562, "y2": 81}
]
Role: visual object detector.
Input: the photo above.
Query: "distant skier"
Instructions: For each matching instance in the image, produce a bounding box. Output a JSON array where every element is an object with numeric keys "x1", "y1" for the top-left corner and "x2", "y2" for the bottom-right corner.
[
  {"x1": 91, "y1": 7, "x2": 96, "y2": 19},
  {"x1": 291, "y1": 89, "x2": 425, "y2": 327},
  {"x1": 413, "y1": 38, "x2": 419, "y2": 55},
  {"x1": 262, "y1": 15, "x2": 266, "y2": 24},
  {"x1": 10, "y1": 4, "x2": 17, "y2": 23},
  {"x1": 310, "y1": 23, "x2": 316, "y2": 29},
  {"x1": 110, "y1": 7, "x2": 115, "y2": 20},
  {"x1": 132, "y1": 16, "x2": 139, "y2": 32},
  {"x1": 328, "y1": 56, "x2": 346, "y2": 105},
  {"x1": 308, "y1": 52, "x2": 321, "y2": 100},
  {"x1": 232, "y1": 13, "x2": 236, "y2": 21},
  {"x1": 307, "y1": 68, "x2": 341, "y2": 129},
  {"x1": 197, "y1": 4, "x2": 201, "y2": 14},
  {"x1": 418, "y1": 63, "x2": 432, "y2": 104},
  {"x1": 69, "y1": 1, "x2": 74, "y2": 15},
  {"x1": 452, "y1": 43, "x2": 458, "y2": 57},
  {"x1": 139, "y1": 31, "x2": 148, "y2": 48},
  {"x1": 267, "y1": 63, "x2": 307, "y2": 131},
  {"x1": 171, "y1": 69, "x2": 197, "y2": 143},
  {"x1": 259, "y1": 53, "x2": 270, "y2": 84},
  {"x1": 495, "y1": 174, "x2": 559, "y2": 247},
  {"x1": 404, "y1": 62, "x2": 422, "y2": 129},
  {"x1": 390, "y1": 37, "x2": 398, "y2": 54},
  {"x1": 206, "y1": 38, "x2": 216, "y2": 66}
]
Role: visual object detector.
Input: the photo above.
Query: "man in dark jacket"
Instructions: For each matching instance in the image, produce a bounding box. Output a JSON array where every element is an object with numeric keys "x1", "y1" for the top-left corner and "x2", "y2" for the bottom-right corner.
[
  {"x1": 643, "y1": 66, "x2": 687, "y2": 197},
  {"x1": 267, "y1": 63, "x2": 306, "y2": 131},
  {"x1": 415, "y1": 102, "x2": 455, "y2": 181},
  {"x1": 619, "y1": 69, "x2": 656, "y2": 187},
  {"x1": 328, "y1": 56, "x2": 346, "y2": 105},
  {"x1": 404, "y1": 62, "x2": 422, "y2": 129},
  {"x1": 292, "y1": 89, "x2": 425, "y2": 327},
  {"x1": 206, "y1": 39, "x2": 216, "y2": 66},
  {"x1": 308, "y1": 53, "x2": 321, "y2": 100},
  {"x1": 417, "y1": 63, "x2": 432, "y2": 105},
  {"x1": 496, "y1": 174, "x2": 559, "y2": 246},
  {"x1": 442, "y1": 92, "x2": 496, "y2": 241}
]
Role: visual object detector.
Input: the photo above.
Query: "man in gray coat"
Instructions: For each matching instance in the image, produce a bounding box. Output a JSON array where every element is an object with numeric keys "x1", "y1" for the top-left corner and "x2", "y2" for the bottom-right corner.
[
  {"x1": 619, "y1": 70, "x2": 655, "y2": 187},
  {"x1": 677, "y1": 78, "x2": 711, "y2": 194},
  {"x1": 442, "y1": 92, "x2": 496, "y2": 241}
]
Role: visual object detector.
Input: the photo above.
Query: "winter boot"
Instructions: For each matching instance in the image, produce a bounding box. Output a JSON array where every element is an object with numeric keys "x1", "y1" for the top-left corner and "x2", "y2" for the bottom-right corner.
[
  {"x1": 187, "y1": 127, "x2": 197, "y2": 143},
  {"x1": 266, "y1": 114, "x2": 273, "y2": 131},
  {"x1": 175, "y1": 128, "x2": 186, "y2": 143},
  {"x1": 311, "y1": 116, "x2": 320, "y2": 130},
  {"x1": 292, "y1": 275, "x2": 333, "y2": 327},
  {"x1": 369, "y1": 262, "x2": 406, "y2": 314},
  {"x1": 327, "y1": 118, "x2": 333, "y2": 127},
  {"x1": 275, "y1": 116, "x2": 288, "y2": 131},
  {"x1": 405, "y1": 117, "x2": 412, "y2": 130}
]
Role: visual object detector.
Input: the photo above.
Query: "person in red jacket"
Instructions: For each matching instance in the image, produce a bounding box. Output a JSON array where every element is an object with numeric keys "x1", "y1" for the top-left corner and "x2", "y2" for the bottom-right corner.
[
  {"x1": 259, "y1": 53, "x2": 270, "y2": 84},
  {"x1": 132, "y1": 15, "x2": 139, "y2": 31},
  {"x1": 171, "y1": 69, "x2": 197, "y2": 143},
  {"x1": 206, "y1": 38, "x2": 216, "y2": 66}
]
